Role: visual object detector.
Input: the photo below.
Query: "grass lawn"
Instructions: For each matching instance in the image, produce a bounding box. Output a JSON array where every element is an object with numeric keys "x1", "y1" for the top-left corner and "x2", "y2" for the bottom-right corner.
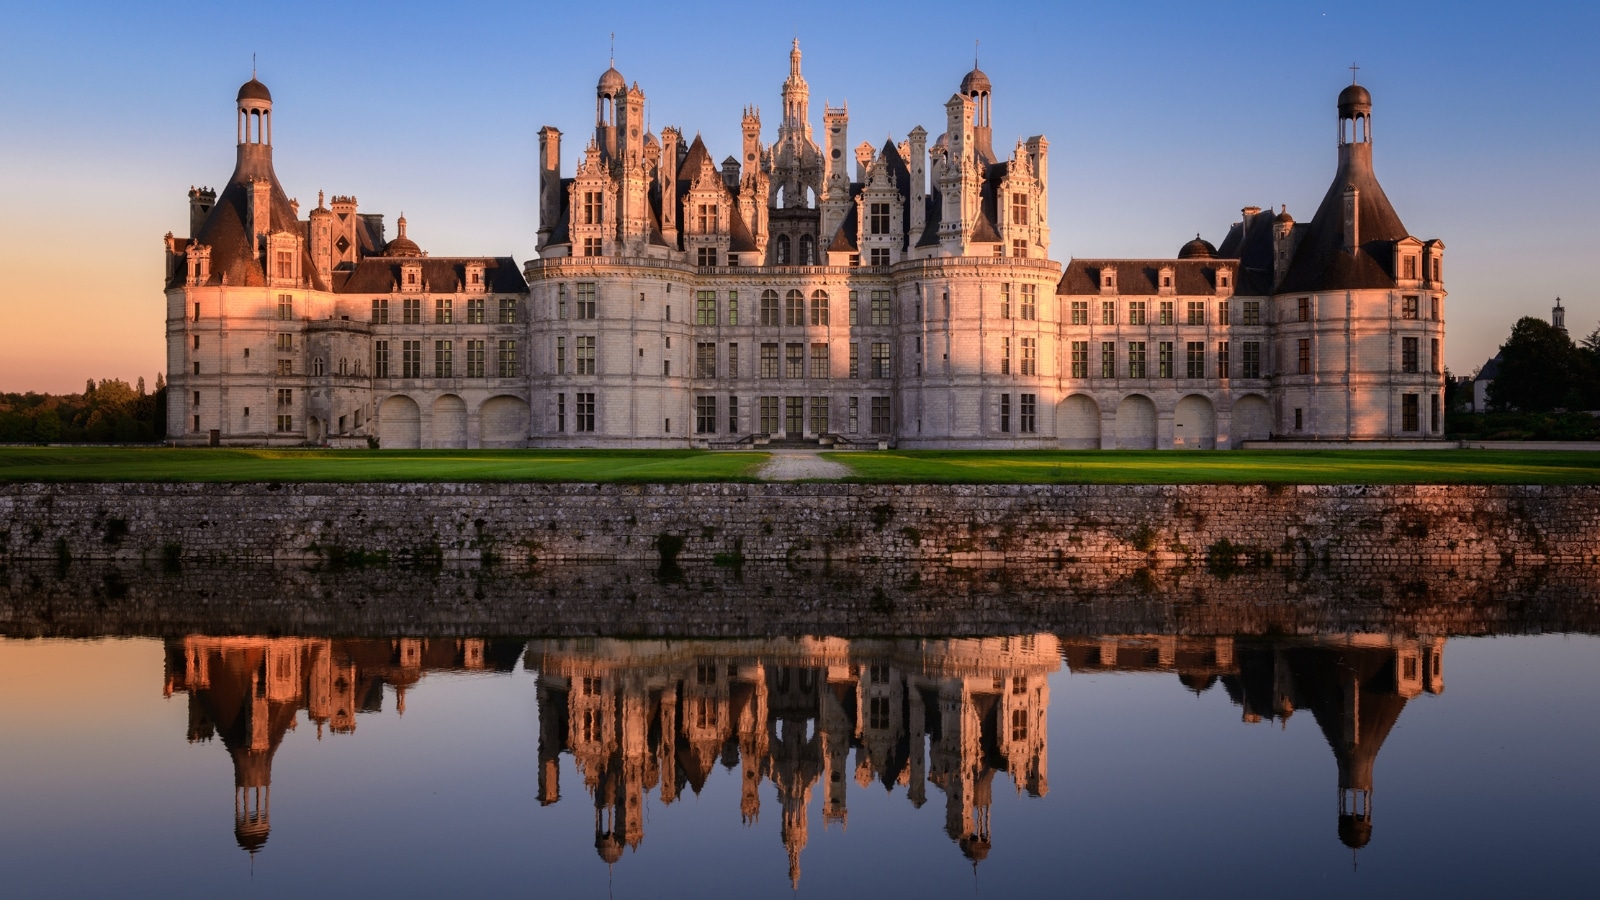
[
  {"x1": 821, "y1": 450, "x2": 1600, "y2": 485},
  {"x1": 0, "y1": 448, "x2": 769, "y2": 483}
]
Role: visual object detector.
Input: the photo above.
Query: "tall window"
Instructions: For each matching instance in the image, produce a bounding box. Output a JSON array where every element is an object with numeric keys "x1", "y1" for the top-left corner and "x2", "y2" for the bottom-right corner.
[
  {"x1": 1217, "y1": 341, "x2": 1230, "y2": 379},
  {"x1": 727, "y1": 343, "x2": 739, "y2": 378},
  {"x1": 1297, "y1": 338, "x2": 1312, "y2": 375},
  {"x1": 276, "y1": 333, "x2": 293, "y2": 352},
  {"x1": 1431, "y1": 338, "x2": 1441, "y2": 373},
  {"x1": 1071, "y1": 341, "x2": 1089, "y2": 378},
  {"x1": 576, "y1": 336, "x2": 596, "y2": 375},
  {"x1": 374, "y1": 341, "x2": 389, "y2": 378},
  {"x1": 435, "y1": 298, "x2": 453, "y2": 324},
  {"x1": 776, "y1": 234, "x2": 791, "y2": 264},
  {"x1": 1010, "y1": 192, "x2": 1028, "y2": 226},
  {"x1": 498, "y1": 340, "x2": 518, "y2": 378},
  {"x1": 276, "y1": 359, "x2": 291, "y2": 376},
  {"x1": 1159, "y1": 341, "x2": 1174, "y2": 378},
  {"x1": 696, "y1": 291, "x2": 716, "y2": 325},
  {"x1": 499, "y1": 297, "x2": 517, "y2": 324},
  {"x1": 799, "y1": 234, "x2": 815, "y2": 265},
  {"x1": 999, "y1": 393, "x2": 1011, "y2": 433},
  {"x1": 556, "y1": 393, "x2": 565, "y2": 432},
  {"x1": 277, "y1": 388, "x2": 292, "y2": 407},
  {"x1": 1101, "y1": 342, "x2": 1116, "y2": 379},
  {"x1": 1431, "y1": 394, "x2": 1441, "y2": 432},
  {"x1": 848, "y1": 397, "x2": 859, "y2": 433},
  {"x1": 1186, "y1": 300, "x2": 1204, "y2": 325},
  {"x1": 1020, "y1": 284, "x2": 1037, "y2": 320},
  {"x1": 1218, "y1": 299, "x2": 1229, "y2": 323},
  {"x1": 1127, "y1": 342, "x2": 1146, "y2": 379},
  {"x1": 810, "y1": 343, "x2": 829, "y2": 379},
  {"x1": 1431, "y1": 296, "x2": 1441, "y2": 321},
  {"x1": 728, "y1": 291, "x2": 739, "y2": 325},
  {"x1": 575, "y1": 392, "x2": 595, "y2": 432},
  {"x1": 760, "y1": 290, "x2": 780, "y2": 326},
  {"x1": 1402, "y1": 296, "x2": 1420, "y2": 319},
  {"x1": 402, "y1": 340, "x2": 421, "y2": 378},
  {"x1": 1402, "y1": 394, "x2": 1419, "y2": 431},
  {"x1": 434, "y1": 340, "x2": 452, "y2": 377},
  {"x1": 871, "y1": 342, "x2": 891, "y2": 379},
  {"x1": 849, "y1": 290, "x2": 859, "y2": 326},
  {"x1": 809, "y1": 396, "x2": 829, "y2": 434},
  {"x1": 555, "y1": 336, "x2": 566, "y2": 375},
  {"x1": 870, "y1": 396, "x2": 891, "y2": 433},
  {"x1": 1071, "y1": 300, "x2": 1088, "y2": 325},
  {"x1": 697, "y1": 343, "x2": 717, "y2": 378},
  {"x1": 1402, "y1": 337, "x2": 1419, "y2": 373},
  {"x1": 1159, "y1": 300, "x2": 1174, "y2": 326},
  {"x1": 697, "y1": 203, "x2": 718, "y2": 233},
  {"x1": 849, "y1": 344, "x2": 860, "y2": 379},
  {"x1": 582, "y1": 237, "x2": 601, "y2": 257},
  {"x1": 557, "y1": 284, "x2": 567, "y2": 319},
  {"x1": 870, "y1": 291, "x2": 891, "y2": 325},
  {"x1": 760, "y1": 396, "x2": 779, "y2": 434},
  {"x1": 371, "y1": 298, "x2": 389, "y2": 324},
  {"x1": 1243, "y1": 300, "x2": 1261, "y2": 326},
  {"x1": 760, "y1": 343, "x2": 779, "y2": 378},
  {"x1": 467, "y1": 340, "x2": 485, "y2": 377},
  {"x1": 274, "y1": 251, "x2": 293, "y2": 280},
  {"x1": 1020, "y1": 338, "x2": 1037, "y2": 376},
  {"x1": 467, "y1": 297, "x2": 485, "y2": 324},
  {"x1": 1128, "y1": 300, "x2": 1145, "y2": 326},
  {"x1": 1101, "y1": 300, "x2": 1116, "y2": 326},
  {"x1": 576, "y1": 283, "x2": 596, "y2": 319},
  {"x1": 696, "y1": 396, "x2": 717, "y2": 434},
  {"x1": 1242, "y1": 341, "x2": 1261, "y2": 379},
  {"x1": 728, "y1": 396, "x2": 739, "y2": 433},
  {"x1": 1001, "y1": 337, "x2": 1011, "y2": 375},
  {"x1": 1000, "y1": 283, "x2": 1012, "y2": 319},
  {"x1": 810, "y1": 290, "x2": 829, "y2": 325},
  {"x1": 785, "y1": 290, "x2": 804, "y2": 327},
  {"x1": 1186, "y1": 341, "x2": 1205, "y2": 378},
  {"x1": 403, "y1": 297, "x2": 421, "y2": 324},
  {"x1": 582, "y1": 191, "x2": 601, "y2": 225},
  {"x1": 1297, "y1": 297, "x2": 1311, "y2": 322},
  {"x1": 1019, "y1": 394, "x2": 1037, "y2": 433},
  {"x1": 785, "y1": 343, "x2": 803, "y2": 379},
  {"x1": 697, "y1": 246, "x2": 717, "y2": 267},
  {"x1": 277, "y1": 294, "x2": 293, "y2": 320},
  {"x1": 869, "y1": 203, "x2": 890, "y2": 235}
]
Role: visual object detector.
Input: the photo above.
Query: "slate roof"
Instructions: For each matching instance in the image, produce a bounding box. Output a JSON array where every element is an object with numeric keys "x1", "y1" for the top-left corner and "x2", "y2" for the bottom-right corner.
[
  {"x1": 1056, "y1": 259, "x2": 1224, "y2": 296},
  {"x1": 174, "y1": 146, "x2": 326, "y2": 291},
  {"x1": 1277, "y1": 143, "x2": 1411, "y2": 294},
  {"x1": 331, "y1": 257, "x2": 528, "y2": 294}
]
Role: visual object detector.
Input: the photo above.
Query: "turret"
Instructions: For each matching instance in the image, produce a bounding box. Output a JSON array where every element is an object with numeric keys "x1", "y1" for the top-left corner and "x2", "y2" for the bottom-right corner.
[
  {"x1": 1553, "y1": 297, "x2": 1566, "y2": 333},
  {"x1": 189, "y1": 186, "x2": 216, "y2": 236},
  {"x1": 537, "y1": 126, "x2": 563, "y2": 247},
  {"x1": 308, "y1": 191, "x2": 333, "y2": 284}
]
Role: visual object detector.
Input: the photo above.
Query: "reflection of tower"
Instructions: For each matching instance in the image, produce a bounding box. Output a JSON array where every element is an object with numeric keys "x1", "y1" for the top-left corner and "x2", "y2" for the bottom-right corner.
[{"x1": 768, "y1": 665, "x2": 822, "y2": 889}]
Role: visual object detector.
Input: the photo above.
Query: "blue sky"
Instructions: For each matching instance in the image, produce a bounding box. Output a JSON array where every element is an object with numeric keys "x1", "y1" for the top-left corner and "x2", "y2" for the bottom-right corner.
[{"x1": 1, "y1": 0, "x2": 1594, "y2": 391}]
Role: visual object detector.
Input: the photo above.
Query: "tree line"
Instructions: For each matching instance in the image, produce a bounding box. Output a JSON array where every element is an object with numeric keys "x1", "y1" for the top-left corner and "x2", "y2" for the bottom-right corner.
[
  {"x1": 1452, "y1": 316, "x2": 1600, "y2": 441},
  {"x1": 0, "y1": 376, "x2": 168, "y2": 443}
]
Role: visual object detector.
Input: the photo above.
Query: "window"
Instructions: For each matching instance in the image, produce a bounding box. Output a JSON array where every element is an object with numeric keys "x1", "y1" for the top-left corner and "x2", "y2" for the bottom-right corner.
[
  {"x1": 1071, "y1": 300, "x2": 1088, "y2": 325},
  {"x1": 785, "y1": 290, "x2": 804, "y2": 326},
  {"x1": 760, "y1": 343, "x2": 779, "y2": 378},
  {"x1": 193, "y1": 361, "x2": 201, "y2": 375},
  {"x1": 785, "y1": 343, "x2": 803, "y2": 379},
  {"x1": 849, "y1": 290, "x2": 859, "y2": 325},
  {"x1": 276, "y1": 415, "x2": 291, "y2": 432},
  {"x1": 1012, "y1": 239, "x2": 1028, "y2": 258},
  {"x1": 870, "y1": 291, "x2": 891, "y2": 325},
  {"x1": 276, "y1": 333, "x2": 293, "y2": 352},
  {"x1": 727, "y1": 343, "x2": 739, "y2": 378},
  {"x1": 869, "y1": 202, "x2": 890, "y2": 235},
  {"x1": 1020, "y1": 338, "x2": 1037, "y2": 376},
  {"x1": 1101, "y1": 342, "x2": 1116, "y2": 379},
  {"x1": 556, "y1": 284, "x2": 567, "y2": 319},
  {"x1": 1020, "y1": 394, "x2": 1037, "y2": 433},
  {"x1": 1243, "y1": 300, "x2": 1261, "y2": 326},
  {"x1": 1297, "y1": 297, "x2": 1311, "y2": 322},
  {"x1": 728, "y1": 396, "x2": 739, "y2": 433},
  {"x1": 1403, "y1": 256, "x2": 1417, "y2": 279},
  {"x1": 999, "y1": 393, "x2": 1011, "y2": 433},
  {"x1": 1128, "y1": 342, "x2": 1146, "y2": 379},
  {"x1": 810, "y1": 396, "x2": 829, "y2": 434},
  {"x1": 312, "y1": 356, "x2": 323, "y2": 376},
  {"x1": 1159, "y1": 300, "x2": 1174, "y2": 325},
  {"x1": 871, "y1": 342, "x2": 891, "y2": 379},
  {"x1": 499, "y1": 298, "x2": 516, "y2": 324},
  {"x1": 1402, "y1": 394, "x2": 1419, "y2": 431},
  {"x1": 582, "y1": 190, "x2": 601, "y2": 225},
  {"x1": 576, "y1": 283, "x2": 596, "y2": 319},
  {"x1": 193, "y1": 302, "x2": 201, "y2": 322},
  {"x1": 498, "y1": 340, "x2": 518, "y2": 378},
  {"x1": 697, "y1": 247, "x2": 717, "y2": 267},
  {"x1": 1294, "y1": 408, "x2": 1303, "y2": 431},
  {"x1": 1011, "y1": 708, "x2": 1028, "y2": 742},
  {"x1": 276, "y1": 359, "x2": 292, "y2": 376},
  {"x1": 1010, "y1": 192, "x2": 1028, "y2": 225},
  {"x1": 1185, "y1": 341, "x2": 1205, "y2": 379},
  {"x1": 1127, "y1": 300, "x2": 1145, "y2": 326},
  {"x1": 696, "y1": 291, "x2": 716, "y2": 325},
  {"x1": 696, "y1": 396, "x2": 717, "y2": 434},
  {"x1": 1001, "y1": 338, "x2": 1011, "y2": 375},
  {"x1": 759, "y1": 396, "x2": 780, "y2": 434},
  {"x1": 1218, "y1": 299, "x2": 1230, "y2": 322},
  {"x1": 800, "y1": 234, "x2": 815, "y2": 265},
  {"x1": 1431, "y1": 338, "x2": 1441, "y2": 373},
  {"x1": 435, "y1": 298, "x2": 453, "y2": 324},
  {"x1": 1217, "y1": 341, "x2": 1230, "y2": 379},
  {"x1": 1431, "y1": 393, "x2": 1441, "y2": 432},
  {"x1": 1402, "y1": 337, "x2": 1419, "y2": 373},
  {"x1": 1101, "y1": 300, "x2": 1116, "y2": 325},
  {"x1": 467, "y1": 297, "x2": 485, "y2": 324},
  {"x1": 848, "y1": 397, "x2": 859, "y2": 433},
  {"x1": 575, "y1": 392, "x2": 595, "y2": 432},
  {"x1": 403, "y1": 297, "x2": 421, "y2": 324},
  {"x1": 1297, "y1": 338, "x2": 1312, "y2": 375},
  {"x1": 434, "y1": 340, "x2": 453, "y2": 377},
  {"x1": 277, "y1": 294, "x2": 293, "y2": 320},
  {"x1": 1020, "y1": 284, "x2": 1037, "y2": 320},
  {"x1": 849, "y1": 343, "x2": 860, "y2": 379},
  {"x1": 760, "y1": 290, "x2": 779, "y2": 326},
  {"x1": 556, "y1": 393, "x2": 565, "y2": 432},
  {"x1": 810, "y1": 343, "x2": 829, "y2": 379},
  {"x1": 276, "y1": 389, "x2": 292, "y2": 407},
  {"x1": 697, "y1": 203, "x2": 718, "y2": 233},
  {"x1": 371, "y1": 298, "x2": 389, "y2": 324},
  {"x1": 1159, "y1": 341, "x2": 1174, "y2": 378},
  {"x1": 374, "y1": 341, "x2": 389, "y2": 378},
  {"x1": 1432, "y1": 257, "x2": 1442, "y2": 281},
  {"x1": 467, "y1": 340, "x2": 485, "y2": 377},
  {"x1": 1431, "y1": 296, "x2": 1440, "y2": 321},
  {"x1": 870, "y1": 396, "x2": 891, "y2": 432},
  {"x1": 810, "y1": 290, "x2": 829, "y2": 325},
  {"x1": 728, "y1": 291, "x2": 739, "y2": 325},
  {"x1": 1402, "y1": 295, "x2": 1419, "y2": 320},
  {"x1": 1187, "y1": 300, "x2": 1204, "y2": 325},
  {"x1": 582, "y1": 237, "x2": 601, "y2": 257},
  {"x1": 555, "y1": 336, "x2": 566, "y2": 375},
  {"x1": 1242, "y1": 341, "x2": 1261, "y2": 379},
  {"x1": 1000, "y1": 283, "x2": 1012, "y2": 319},
  {"x1": 1071, "y1": 341, "x2": 1089, "y2": 378},
  {"x1": 576, "y1": 336, "x2": 596, "y2": 375},
  {"x1": 775, "y1": 234, "x2": 791, "y2": 264},
  {"x1": 696, "y1": 343, "x2": 716, "y2": 378}
]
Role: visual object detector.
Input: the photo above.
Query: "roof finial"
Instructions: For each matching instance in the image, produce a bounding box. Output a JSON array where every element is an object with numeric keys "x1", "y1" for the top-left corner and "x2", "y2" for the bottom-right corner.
[
  {"x1": 975, "y1": 39, "x2": 980, "y2": 69},
  {"x1": 609, "y1": 32, "x2": 614, "y2": 67},
  {"x1": 1349, "y1": 62, "x2": 1360, "y2": 84},
  {"x1": 252, "y1": 52, "x2": 256, "y2": 79}
]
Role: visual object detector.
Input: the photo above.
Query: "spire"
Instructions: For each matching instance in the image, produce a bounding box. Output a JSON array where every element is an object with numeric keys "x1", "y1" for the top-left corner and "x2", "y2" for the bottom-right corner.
[{"x1": 789, "y1": 38, "x2": 802, "y2": 80}]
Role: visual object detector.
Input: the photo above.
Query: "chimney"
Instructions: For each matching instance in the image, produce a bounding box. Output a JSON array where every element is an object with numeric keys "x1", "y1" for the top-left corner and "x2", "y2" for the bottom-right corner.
[
  {"x1": 189, "y1": 186, "x2": 216, "y2": 237},
  {"x1": 1341, "y1": 184, "x2": 1359, "y2": 253},
  {"x1": 537, "y1": 126, "x2": 563, "y2": 246},
  {"x1": 248, "y1": 178, "x2": 273, "y2": 262}
]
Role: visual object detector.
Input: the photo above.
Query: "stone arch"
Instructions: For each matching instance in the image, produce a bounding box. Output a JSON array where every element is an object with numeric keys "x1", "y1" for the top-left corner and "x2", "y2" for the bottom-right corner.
[
  {"x1": 1115, "y1": 394, "x2": 1158, "y2": 449},
  {"x1": 378, "y1": 395, "x2": 421, "y2": 449},
  {"x1": 1233, "y1": 394, "x2": 1272, "y2": 443},
  {"x1": 1057, "y1": 394, "x2": 1101, "y2": 449},
  {"x1": 1173, "y1": 395, "x2": 1216, "y2": 449},
  {"x1": 431, "y1": 394, "x2": 467, "y2": 448},
  {"x1": 480, "y1": 395, "x2": 530, "y2": 448}
]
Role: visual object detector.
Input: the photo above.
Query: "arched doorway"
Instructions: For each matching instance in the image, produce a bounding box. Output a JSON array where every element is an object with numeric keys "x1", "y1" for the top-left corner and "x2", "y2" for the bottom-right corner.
[
  {"x1": 432, "y1": 395, "x2": 467, "y2": 448},
  {"x1": 1115, "y1": 395, "x2": 1157, "y2": 449},
  {"x1": 1233, "y1": 395, "x2": 1272, "y2": 443},
  {"x1": 1173, "y1": 395, "x2": 1216, "y2": 449},
  {"x1": 1058, "y1": 394, "x2": 1101, "y2": 449},
  {"x1": 378, "y1": 395, "x2": 421, "y2": 449},
  {"x1": 480, "y1": 396, "x2": 530, "y2": 448}
]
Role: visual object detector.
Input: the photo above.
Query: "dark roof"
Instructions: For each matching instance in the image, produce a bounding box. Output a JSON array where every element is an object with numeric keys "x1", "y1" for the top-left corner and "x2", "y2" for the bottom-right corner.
[
  {"x1": 960, "y1": 66, "x2": 991, "y2": 95},
  {"x1": 237, "y1": 78, "x2": 271, "y2": 102},
  {"x1": 1475, "y1": 354, "x2": 1502, "y2": 382},
  {"x1": 1276, "y1": 142, "x2": 1411, "y2": 293},
  {"x1": 178, "y1": 145, "x2": 325, "y2": 291},
  {"x1": 1338, "y1": 83, "x2": 1373, "y2": 115},
  {"x1": 1214, "y1": 210, "x2": 1282, "y2": 295},
  {"x1": 915, "y1": 191, "x2": 941, "y2": 247},
  {"x1": 1178, "y1": 236, "x2": 1216, "y2": 259},
  {"x1": 827, "y1": 184, "x2": 863, "y2": 253},
  {"x1": 1056, "y1": 259, "x2": 1223, "y2": 296},
  {"x1": 331, "y1": 256, "x2": 528, "y2": 293}
]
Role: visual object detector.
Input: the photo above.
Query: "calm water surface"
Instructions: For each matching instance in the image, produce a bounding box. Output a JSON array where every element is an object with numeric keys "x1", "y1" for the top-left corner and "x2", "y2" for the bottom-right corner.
[{"x1": 3, "y1": 625, "x2": 1597, "y2": 898}]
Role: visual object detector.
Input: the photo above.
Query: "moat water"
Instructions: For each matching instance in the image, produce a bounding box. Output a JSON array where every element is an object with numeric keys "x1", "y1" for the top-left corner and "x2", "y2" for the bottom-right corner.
[{"x1": 2, "y1": 568, "x2": 1597, "y2": 898}]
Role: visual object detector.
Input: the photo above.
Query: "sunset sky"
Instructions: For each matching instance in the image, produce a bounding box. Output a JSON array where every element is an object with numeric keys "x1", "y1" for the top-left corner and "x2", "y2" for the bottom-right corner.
[{"x1": 1, "y1": 1, "x2": 1593, "y2": 393}]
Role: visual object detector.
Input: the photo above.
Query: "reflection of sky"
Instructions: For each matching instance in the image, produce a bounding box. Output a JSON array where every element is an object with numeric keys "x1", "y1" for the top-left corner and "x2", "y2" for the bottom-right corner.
[
  {"x1": 1, "y1": 1, "x2": 1597, "y2": 391},
  {"x1": 2, "y1": 634, "x2": 1598, "y2": 897}
]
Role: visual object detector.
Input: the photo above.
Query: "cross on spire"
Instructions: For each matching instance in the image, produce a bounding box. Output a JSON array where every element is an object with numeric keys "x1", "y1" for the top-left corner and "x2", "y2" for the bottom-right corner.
[{"x1": 1349, "y1": 62, "x2": 1360, "y2": 84}]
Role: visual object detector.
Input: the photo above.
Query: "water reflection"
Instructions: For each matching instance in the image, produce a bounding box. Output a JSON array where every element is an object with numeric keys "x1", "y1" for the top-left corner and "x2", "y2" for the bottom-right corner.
[{"x1": 162, "y1": 631, "x2": 1448, "y2": 884}]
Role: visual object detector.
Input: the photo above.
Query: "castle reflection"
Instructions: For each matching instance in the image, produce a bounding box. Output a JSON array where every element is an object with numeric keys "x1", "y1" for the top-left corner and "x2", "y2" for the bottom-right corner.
[{"x1": 163, "y1": 631, "x2": 1443, "y2": 880}]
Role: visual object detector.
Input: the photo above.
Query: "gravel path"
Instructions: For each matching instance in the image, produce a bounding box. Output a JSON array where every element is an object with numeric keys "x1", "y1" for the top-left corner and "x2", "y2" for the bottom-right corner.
[{"x1": 756, "y1": 451, "x2": 853, "y2": 481}]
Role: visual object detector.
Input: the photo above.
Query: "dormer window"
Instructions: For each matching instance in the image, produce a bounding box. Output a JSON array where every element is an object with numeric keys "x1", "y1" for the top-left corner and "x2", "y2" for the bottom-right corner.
[
  {"x1": 401, "y1": 262, "x2": 423, "y2": 292},
  {"x1": 1403, "y1": 255, "x2": 1417, "y2": 279}
]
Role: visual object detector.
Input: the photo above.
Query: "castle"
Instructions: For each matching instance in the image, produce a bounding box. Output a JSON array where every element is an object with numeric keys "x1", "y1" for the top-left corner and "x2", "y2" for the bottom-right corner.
[{"x1": 164, "y1": 45, "x2": 1446, "y2": 448}]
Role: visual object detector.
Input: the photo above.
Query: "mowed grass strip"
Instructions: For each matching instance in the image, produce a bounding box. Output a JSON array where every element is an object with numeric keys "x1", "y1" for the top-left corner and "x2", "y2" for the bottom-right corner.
[
  {"x1": 0, "y1": 448, "x2": 769, "y2": 483},
  {"x1": 821, "y1": 450, "x2": 1600, "y2": 485}
]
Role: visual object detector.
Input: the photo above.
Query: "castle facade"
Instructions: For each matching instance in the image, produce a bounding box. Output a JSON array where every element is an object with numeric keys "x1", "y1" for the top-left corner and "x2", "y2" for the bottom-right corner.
[{"x1": 164, "y1": 45, "x2": 1446, "y2": 448}]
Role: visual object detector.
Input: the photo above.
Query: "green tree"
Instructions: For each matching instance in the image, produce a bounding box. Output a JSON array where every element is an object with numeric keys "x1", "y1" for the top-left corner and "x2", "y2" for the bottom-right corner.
[{"x1": 1487, "y1": 317, "x2": 1587, "y2": 412}]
